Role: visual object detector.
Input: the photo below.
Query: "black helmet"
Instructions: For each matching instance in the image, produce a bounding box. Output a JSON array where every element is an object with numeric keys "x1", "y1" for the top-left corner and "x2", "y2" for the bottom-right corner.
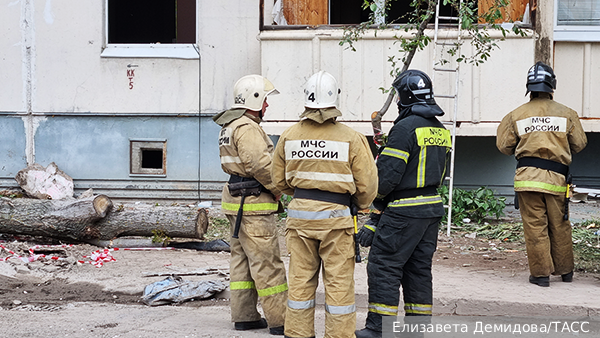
[
  {"x1": 392, "y1": 70, "x2": 437, "y2": 108},
  {"x1": 526, "y1": 61, "x2": 556, "y2": 94}
]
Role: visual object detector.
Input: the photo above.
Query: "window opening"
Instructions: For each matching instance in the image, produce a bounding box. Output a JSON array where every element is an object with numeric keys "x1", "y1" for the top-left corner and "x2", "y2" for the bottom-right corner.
[
  {"x1": 141, "y1": 149, "x2": 164, "y2": 169},
  {"x1": 130, "y1": 140, "x2": 167, "y2": 176},
  {"x1": 108, "y1": 0, "x2": 196, "y2": 44},
  {"x1": 279, "y1": 0, "x2": 464, "y2": 25}
]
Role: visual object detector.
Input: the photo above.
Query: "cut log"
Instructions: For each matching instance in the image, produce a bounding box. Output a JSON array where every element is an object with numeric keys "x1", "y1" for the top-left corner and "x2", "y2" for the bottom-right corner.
[
  {"x1": 0, "y1": 197, "x2": 208, "y2": 241},
  {"x1": 94, "y1": 203, "x2": 208, "y2": 240}
]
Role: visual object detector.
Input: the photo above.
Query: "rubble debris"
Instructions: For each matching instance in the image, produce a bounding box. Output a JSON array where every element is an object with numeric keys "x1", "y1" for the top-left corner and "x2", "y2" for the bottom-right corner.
[
  {"x1": 141, "y1": 276, "x2": 227, "y2": 306},
  {"x1": 15, "y1": 162, "x2": 74, "y2": 200}
]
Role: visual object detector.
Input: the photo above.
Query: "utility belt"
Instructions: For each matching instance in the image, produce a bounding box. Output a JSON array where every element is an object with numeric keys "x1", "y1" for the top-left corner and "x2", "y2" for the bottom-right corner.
[
  {"x1": 514, "y1": 157, "x2": 572, "y2": 220},
  {"x1": 517, "y1": 157, "x2": 569, "y2": 176},
  {"x1": 228, "y1": 174, "x2": 265, "y2": 239},
  {"x1": 388, "y1": 186, "x2": 438, "y2": 201},
  {"x1": 293, "y1": 188, "x2": 352, "y2": 207},
  {"x1": 227, "y1": 174, "x2": 265, "y2": 197}
]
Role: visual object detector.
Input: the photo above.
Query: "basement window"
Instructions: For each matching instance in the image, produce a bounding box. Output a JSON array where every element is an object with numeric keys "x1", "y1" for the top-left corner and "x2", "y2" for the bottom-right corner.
[
  {"x1": 130, "y1": 140, "x2": 167, "y2": 176},
  {"x1": 102, "y1": 0, "x2": 199, "y2": 59}
]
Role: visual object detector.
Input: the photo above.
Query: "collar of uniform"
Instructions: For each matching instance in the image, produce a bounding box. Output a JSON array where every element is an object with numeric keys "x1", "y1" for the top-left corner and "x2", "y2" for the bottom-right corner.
[
  {"x1": 243, "y1": 112, "x2": 263, "y2": 124},
  {"x1": 212, "y1": 108, "x2": 247, "y2": 126},
  {"x1": 300, "y1": 107, "x2": 342, "y2": 124},
  {"x1": 530, "y1": 92, "x2": 553, "y2": 101}
]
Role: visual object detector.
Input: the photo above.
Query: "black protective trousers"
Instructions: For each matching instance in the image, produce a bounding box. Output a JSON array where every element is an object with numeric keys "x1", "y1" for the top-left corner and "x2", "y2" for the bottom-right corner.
[{"x1": 365, "y1": 212, "x2": 440, "y2": 332}]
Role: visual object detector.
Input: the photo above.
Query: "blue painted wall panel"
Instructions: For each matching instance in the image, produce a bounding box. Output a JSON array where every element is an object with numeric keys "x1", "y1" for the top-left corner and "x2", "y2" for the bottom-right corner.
[
  {"x1": 0, "y1": 116, "x2": 27, "y2": 178},
  {"x1": 33, "y1": 116, "x2": 226, "y2": 182}
]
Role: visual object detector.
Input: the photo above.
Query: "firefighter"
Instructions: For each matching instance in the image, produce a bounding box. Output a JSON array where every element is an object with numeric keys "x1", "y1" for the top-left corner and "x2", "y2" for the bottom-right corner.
[
  {"x1": 212, "y1": 74, "x2": 288, "y2": 335},
  {"x1": 496, "y1": 62, "x2": 587, "y2": 287},
  {"x1": 271, "y1": 70, "x2": 378, "y2": 338},
  {"x1": 355, "y1": 70, "x2": 451, "y2": 338}
]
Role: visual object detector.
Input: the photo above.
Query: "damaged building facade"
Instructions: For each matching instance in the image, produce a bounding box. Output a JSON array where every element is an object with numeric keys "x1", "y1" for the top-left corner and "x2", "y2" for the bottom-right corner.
[{"x1": 1, "y1": 0, "x2": 599, "y2": 204}]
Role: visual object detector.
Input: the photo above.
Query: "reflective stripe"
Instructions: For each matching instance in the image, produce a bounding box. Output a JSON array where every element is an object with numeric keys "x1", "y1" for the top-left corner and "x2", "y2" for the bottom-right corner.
[
  {"x1": 230, "y1": 281, "x2": 256, "y2": 290},
  {"x1": 287, "y1": 208, "x2": 351, "y2": 220},
  {"x1": 221, "y1": 202, "x2": 279, "y2": 212},
  {"x1": 221, "y1": 156, "x2": 242, "y2": 164},
  {"x1": 286, "y1": 170, "x2": 354, "y2": 183},
  {"x1": 363, "y1": 224, "x2": 376, "y2": 232},
  {"x1": 412, "y1": 88, "x2": 431, "y2": 95},
  {"x1": 417, "y1": 146, "x2": 426, "y2": 188},
  {"x1": 380, "y1": 147, "x2": 409, "y2": 162},
  {"x1": 288, "y1": 299, "x2": 315, "y2": 310},
  {"x1": 368, "y1": 302, "x2": 398, "y2": 316},
  {"x1": 325, "y1": 303, "x2": 356, "y2": 315},
  {"x1": 388, "y1": 195, "x2": 443, "y2": 208},
  {"x1": 514, "y1": 180, "x2": 567, "y2": 193},
  {"x1": 257, "y1": 282, "x2": 288, "y2": 297},
  {"x1": 404, "y1": 303, "x2": 432, "y2": 315}
]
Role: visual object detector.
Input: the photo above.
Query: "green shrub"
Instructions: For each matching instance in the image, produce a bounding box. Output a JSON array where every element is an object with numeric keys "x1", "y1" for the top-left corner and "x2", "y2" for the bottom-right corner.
[{"x1": 438, "y1": 186, "x2": 506, "y2": 226}]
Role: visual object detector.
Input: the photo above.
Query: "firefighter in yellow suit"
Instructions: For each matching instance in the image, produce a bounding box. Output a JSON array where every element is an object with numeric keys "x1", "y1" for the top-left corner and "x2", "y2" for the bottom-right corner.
[
  {"x1": 213, "y1": 75, "x2": 288, "y2": 335},
  {"x1": 497, "y1": 62, "x2": 587, "y2": 287},
  {"x1": 271, "y1": 71, "x2": 378, "y2": 338}
]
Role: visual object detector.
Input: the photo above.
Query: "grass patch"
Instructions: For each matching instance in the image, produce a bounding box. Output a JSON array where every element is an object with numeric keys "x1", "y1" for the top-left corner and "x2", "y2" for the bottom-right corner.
[
  {"x1": 572, "y1": 219, "x2": 600, "y2": 273},
  {"x1": 206, "y1": 217, "x2": 231, "y2": 241}
]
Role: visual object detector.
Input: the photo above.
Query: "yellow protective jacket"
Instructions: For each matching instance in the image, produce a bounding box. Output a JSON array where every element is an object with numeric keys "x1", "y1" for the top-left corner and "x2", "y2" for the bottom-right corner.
[
  {"x1": 271, "y1": 108, "x2": 378, "y2": 230},
  {"x1": 216, "y1": 112, "x2": 281, "y2": 215},
  {"x1": 496, "y1": 95, "x2": 587, "y2": 195}
]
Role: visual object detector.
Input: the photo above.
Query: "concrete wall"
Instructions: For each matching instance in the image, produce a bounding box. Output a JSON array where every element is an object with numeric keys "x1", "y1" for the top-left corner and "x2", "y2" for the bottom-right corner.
[
  {"x1": 0, "y1": 0, "x2": 257, "y2": 202},
  {"x1": 1, "y1": 1, "x2": 599, "y2": 205}
]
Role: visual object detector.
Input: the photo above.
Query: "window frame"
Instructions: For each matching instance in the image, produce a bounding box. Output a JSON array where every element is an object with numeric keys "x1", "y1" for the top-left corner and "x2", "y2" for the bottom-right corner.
[
  {"x1": 554, "y1": 0, "x2": 600, "y2": 42},
  {"x1": 101, "y1": 0, "x2": 199, "y2": 59},
  {"x1": 130, "y1": 139, "x2": 168, "y2": 177}
]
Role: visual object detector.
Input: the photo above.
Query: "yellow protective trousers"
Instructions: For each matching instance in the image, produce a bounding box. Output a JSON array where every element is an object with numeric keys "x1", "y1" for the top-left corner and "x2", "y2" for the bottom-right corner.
[
  {"x1": 518, "y1": 191, "x2": 574, "y2": 277},
  {"x1": 227, "y1": 213, "x2": 288, "y2": 328},
  {"x1": 285, "y1": 228, "x2": 356, "y2": 338}
]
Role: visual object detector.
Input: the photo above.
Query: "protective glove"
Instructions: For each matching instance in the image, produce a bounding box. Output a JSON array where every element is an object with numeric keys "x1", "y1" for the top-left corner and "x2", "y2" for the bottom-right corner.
[
  {"x1": 356, "y1": 213, "x2": 381, "y2": 247},
  {"x1": 372, "y1": 198, "x2": 387, "y2": 212}
]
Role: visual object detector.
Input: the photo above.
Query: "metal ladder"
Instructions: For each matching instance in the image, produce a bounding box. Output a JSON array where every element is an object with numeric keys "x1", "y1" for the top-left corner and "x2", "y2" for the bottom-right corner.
[{"x1": 431, "y1": 0, "x2": 462, "y2": 236}]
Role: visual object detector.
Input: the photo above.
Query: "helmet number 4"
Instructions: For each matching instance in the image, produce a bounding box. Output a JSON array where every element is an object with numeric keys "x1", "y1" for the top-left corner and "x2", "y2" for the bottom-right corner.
[{"x1": 308, "y1": 92, "x2": 316, "y2": 102}]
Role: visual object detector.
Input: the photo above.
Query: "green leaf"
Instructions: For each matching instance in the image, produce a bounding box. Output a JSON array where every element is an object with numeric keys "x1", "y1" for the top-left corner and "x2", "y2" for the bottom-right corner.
[{"x1": 370, "y1": 3, "x2": 378, "y2": 12}]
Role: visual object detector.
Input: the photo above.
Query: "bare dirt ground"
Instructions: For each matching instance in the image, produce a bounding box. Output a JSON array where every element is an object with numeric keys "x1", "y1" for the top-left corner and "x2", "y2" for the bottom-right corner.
[{"x1": 1, "y1": 202, "x2": 599, "y2": 337}]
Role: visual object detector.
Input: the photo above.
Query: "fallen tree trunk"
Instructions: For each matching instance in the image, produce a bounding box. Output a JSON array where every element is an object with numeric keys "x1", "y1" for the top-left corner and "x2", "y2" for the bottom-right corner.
[
  {"x1": 94, "y1": 203, "x2": 208, "y2": 240},
  {"x1": 0, "y1": 197, "x2": 208, "y2": 241}
]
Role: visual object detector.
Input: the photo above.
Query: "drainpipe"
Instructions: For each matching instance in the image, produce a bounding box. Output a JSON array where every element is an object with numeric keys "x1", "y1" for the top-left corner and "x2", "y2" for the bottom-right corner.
[{"x1": 22, "y1": 0, "x2": 36, "y2": 166}]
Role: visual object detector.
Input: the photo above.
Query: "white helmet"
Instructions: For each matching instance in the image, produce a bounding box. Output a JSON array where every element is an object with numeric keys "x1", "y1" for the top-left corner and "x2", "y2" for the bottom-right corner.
[
  {"x1": 231, "y1": 75, "x2": 279, "y2": 111},
  {"x1": 304, "y1": 71, "x2": 340, "y2": 109}
]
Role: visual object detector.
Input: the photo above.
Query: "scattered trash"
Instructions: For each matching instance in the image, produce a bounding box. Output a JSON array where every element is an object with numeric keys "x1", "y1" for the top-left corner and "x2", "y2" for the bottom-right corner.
[
  {"x1": 169, "y1": 239, "x2": 230, "y2": 252},
  {"x1": 464, "y1": 232, "x2": 477, "y2": 239},
  {"x1": 197, "y1": 201, "x2": 213, "y2": 208},
  {"x1": 462, "y1": 218, "x2": 471, "y2": 224},
  {"x1": 141, "y1": 276, "x2": 227, "y2": 306}
]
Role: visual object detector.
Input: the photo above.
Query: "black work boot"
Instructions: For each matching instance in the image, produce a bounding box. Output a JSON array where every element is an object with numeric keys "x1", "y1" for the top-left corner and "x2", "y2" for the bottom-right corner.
[
  {"x1": 234, "y1": 318, "x2": 268, "y2": 330},
  {"x1": 269, "y1": 326, "x2": 284, "y2": 335},
  {"x1": 529, "y1": 275, "x2": 550, "y2": 287},
  {"x1": 355, "y1": 327, "x2": 382, "y2": 338},
  {"x1": 562, "y1": 271, "x2": 573, "y2": 282}
]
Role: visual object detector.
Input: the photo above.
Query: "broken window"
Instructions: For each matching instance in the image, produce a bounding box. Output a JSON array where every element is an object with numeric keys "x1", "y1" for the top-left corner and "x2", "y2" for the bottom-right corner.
[
  {"x1": 108, "y1": 0, "x2": 196, "y2": 44},
  {"x1": 273, "y1": 0, "x2": 530, "y2": 26},
  {"x1": 130, "y1": 140, "x2": 167, "y2": 176}
]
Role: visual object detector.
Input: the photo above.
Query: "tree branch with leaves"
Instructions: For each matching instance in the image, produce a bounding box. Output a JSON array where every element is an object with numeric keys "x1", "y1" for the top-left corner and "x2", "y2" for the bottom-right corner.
[{"x1": 340, "y1": 0, "x2": 527, "y2": 146}]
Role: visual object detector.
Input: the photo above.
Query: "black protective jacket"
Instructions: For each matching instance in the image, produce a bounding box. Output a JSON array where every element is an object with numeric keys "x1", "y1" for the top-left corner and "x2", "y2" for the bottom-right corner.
[{"x1": 375, "y1": 103, "x2": 450, "y2": 218}]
